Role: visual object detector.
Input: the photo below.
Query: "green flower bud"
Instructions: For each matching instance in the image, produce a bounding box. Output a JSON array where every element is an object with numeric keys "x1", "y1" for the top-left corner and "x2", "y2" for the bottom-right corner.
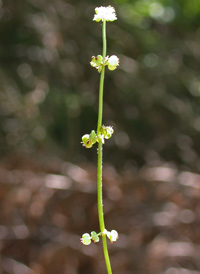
[
  {"x1": 107, "y1": 55, "x2": 119, "y2": 71},
  {"x1": 91, "y1": 231, "x2": 100, "y2": 243},
  {"x1": 107, "y1": 230, "x2": 118, "y2": 243},
  {"x1": 81, "y1": 233, "x2": 91, "y2": 245}
]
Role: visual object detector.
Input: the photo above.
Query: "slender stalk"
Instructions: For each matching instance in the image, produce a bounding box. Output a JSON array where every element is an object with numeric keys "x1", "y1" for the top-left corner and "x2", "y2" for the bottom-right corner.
[
  {"x1": 97, "y1": 19, "x2": 107, "y2": 134},
  {"x1": 97, "y1": 19, "x2": 112, "y2": 274}
]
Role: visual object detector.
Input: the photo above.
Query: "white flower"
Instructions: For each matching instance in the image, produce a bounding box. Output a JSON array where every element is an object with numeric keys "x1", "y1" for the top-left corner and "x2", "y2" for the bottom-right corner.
[
  {"x1": 106, "y1": 230, "x2": 119, "y2": 243},
  {"x1": 107, "y1": 55, "x2": 119, "y2": 71},
  {"x1": 93, "y1": 6, "x2": 117, "y2": 22}
]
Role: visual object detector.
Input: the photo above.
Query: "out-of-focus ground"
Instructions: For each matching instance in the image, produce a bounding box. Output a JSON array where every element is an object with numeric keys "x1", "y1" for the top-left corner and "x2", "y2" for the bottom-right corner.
[{"x1": 0, "y1": 154, "x2": 200, "y2": 274}]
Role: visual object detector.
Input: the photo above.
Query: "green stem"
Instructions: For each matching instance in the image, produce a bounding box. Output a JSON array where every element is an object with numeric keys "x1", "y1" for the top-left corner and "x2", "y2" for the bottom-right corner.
[
  {"x1": 97, "y1": 19, "x2": 112, "y2": 274},
  {"x1": 97, "y1": 19, "x2": 107, "y2": 135}
]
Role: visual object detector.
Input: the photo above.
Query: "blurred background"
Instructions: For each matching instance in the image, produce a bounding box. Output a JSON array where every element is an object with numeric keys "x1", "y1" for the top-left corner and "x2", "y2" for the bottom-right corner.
[{"x1": 0, "y1": 0, "x2": 200, "y2": 273}]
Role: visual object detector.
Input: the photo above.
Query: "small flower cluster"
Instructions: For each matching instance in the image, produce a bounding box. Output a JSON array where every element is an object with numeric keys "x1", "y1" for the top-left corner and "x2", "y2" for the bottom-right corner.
[
  {"x1": 93, "y1": 6, "x2": 117, "y2": 22},
  {"x1": 81, "y1": 229, "x2": 118, "y2": 245},
  {"x1": 82, "y1": 125, "x2": 114, "y2": 148},
  {"x1": 90, "y1": 55, "x2": 119, "y2": 73},
  {"x1": 81, "y1": 6, "x2": 119, "y2": 263}
]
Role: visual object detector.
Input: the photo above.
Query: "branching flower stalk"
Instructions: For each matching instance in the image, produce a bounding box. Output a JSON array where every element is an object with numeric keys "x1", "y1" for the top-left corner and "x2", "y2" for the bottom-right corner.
[{"x1": 81, "y1": 6, "x2": 119, "y2": 274}]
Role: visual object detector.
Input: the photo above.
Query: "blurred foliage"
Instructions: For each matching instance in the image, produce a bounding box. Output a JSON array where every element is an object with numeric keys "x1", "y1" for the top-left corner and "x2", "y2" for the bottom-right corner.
[{"x1": 1, "y1": 0, "x2": 200, "y2": 171}]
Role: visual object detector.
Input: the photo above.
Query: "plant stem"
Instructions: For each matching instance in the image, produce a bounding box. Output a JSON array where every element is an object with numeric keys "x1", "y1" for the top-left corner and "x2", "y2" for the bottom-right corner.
[
  {"x1": 97, "y1": 19, "x2": 107, "y2": 134},
  {"x1": 97, "y1": 19, "x2": 112, "y2": 274}
]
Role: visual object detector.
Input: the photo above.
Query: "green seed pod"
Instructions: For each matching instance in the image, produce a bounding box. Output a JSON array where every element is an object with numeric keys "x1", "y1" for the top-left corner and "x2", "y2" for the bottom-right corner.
[
  {"x1": 91, "y1": 231, "x2": 100, "y2": 243},
  {"x1": 81, "y1": 233, "x2": 91, "y2": 245}
]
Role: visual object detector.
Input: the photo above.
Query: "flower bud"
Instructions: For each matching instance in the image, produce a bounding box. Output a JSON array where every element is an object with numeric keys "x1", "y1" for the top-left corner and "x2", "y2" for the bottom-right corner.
[
  {"x1": 91, "y1": 231, "x2": 100, "y2": 243},
  {"x1": 107, "y1": 55, "x2": 119, "y2": 71},
  {"x1": 81, "y1": 233, "x2": 91, "y2": 245}
]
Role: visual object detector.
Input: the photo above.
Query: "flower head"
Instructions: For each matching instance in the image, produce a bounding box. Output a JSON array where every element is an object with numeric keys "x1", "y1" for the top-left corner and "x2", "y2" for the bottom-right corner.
[{"x1": 93, "y1": 6, "x2": 117, "y2": 22}]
